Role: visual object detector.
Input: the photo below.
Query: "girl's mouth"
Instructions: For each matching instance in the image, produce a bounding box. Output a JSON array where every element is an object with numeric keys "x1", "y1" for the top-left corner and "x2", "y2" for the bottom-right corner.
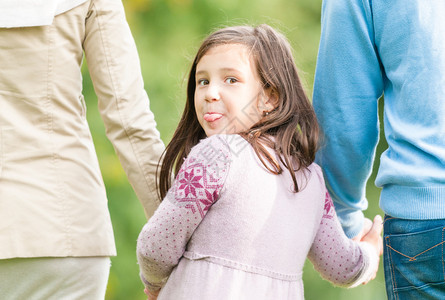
[{"x1": 203, "y1": 113, "x2": 223, "y2": 122}]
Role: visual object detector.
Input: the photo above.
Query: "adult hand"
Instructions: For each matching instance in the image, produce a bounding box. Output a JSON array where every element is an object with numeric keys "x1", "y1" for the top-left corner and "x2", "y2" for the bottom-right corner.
[
  {"x1": 352, "y1": 217, "x2": 373, "y2": 242},
  {"x1": 360, "y1": 215, "x2": 384, "y2": 284},
  {"x1": 362, "y1": 215, "x2": 383, "y2": 256}
]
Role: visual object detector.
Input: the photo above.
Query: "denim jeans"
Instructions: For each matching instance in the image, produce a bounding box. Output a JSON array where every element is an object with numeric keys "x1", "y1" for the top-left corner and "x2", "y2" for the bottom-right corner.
[{"x1": 383, "y1": 216, "x2": 445, "y2": 300}]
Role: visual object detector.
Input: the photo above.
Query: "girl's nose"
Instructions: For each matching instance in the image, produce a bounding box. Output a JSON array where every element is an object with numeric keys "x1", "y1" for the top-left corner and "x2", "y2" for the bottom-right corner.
[{"x1": 205, "y1": 83, "x2": 221, "y2": 102}]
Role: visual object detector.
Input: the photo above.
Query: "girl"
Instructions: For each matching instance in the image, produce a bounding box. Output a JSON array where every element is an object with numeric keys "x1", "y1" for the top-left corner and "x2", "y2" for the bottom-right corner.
[{"x1": 137, "y1": 24, "x2": 383, "y2": 299}]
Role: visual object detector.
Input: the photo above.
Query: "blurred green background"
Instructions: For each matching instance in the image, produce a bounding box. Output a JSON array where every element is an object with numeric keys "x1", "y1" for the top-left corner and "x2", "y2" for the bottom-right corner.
[{"x1": 81, "y1": 0, "x2": 387, "y2": 299}]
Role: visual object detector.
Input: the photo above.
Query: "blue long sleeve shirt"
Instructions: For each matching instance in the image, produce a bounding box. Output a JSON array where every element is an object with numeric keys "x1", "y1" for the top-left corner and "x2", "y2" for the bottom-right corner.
[{"x1": 313, "y1": 0, "x2": 445, "y2": 238}]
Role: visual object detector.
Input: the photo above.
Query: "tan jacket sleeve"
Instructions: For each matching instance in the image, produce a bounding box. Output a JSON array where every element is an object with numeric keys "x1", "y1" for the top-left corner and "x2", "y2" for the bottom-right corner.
[{"x1": 82, "y1": 0, "x2": 165, "y2": 218}]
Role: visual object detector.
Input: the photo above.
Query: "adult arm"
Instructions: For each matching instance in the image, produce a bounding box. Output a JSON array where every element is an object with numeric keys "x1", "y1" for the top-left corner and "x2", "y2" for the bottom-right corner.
[
  {"x1": 83, "y1": 0, "x2": 165, "y2": 218},
  {"x1": 136, "y1": 136, "x2": 231, "y2": 292},
  {"x1": 313, "y1": 0, "x2": 384, "y2": 237}
]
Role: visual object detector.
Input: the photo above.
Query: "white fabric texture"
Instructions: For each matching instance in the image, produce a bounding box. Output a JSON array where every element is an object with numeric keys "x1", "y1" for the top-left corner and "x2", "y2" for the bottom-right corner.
[
  {"x1": 0, "y1": 0, "x2": 87, "y2": 28},
  {"x1": 0, "y1": 257, "x2": 110, "y2": 299}
]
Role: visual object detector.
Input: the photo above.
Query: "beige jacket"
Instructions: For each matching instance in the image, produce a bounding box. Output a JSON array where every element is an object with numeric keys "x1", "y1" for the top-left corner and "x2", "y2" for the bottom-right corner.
[{"x1": 0, "y1": 0, "x2": 164, "y2": 259}]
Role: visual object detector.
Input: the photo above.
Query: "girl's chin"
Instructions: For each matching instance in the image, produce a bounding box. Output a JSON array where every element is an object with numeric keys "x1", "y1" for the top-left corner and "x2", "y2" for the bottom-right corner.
[
  {"x1": 203, "y1": 122, "x2": 245, "y2": 136},
  {"x1": 205, "y1": 129, "x2": 241, "y2": 137},
  {"x1": 204, "y1": 130, "x2": 221, "y2": 137}
]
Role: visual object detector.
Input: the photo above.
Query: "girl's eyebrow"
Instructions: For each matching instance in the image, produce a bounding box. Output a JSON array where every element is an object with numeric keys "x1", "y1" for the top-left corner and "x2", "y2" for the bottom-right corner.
[
  {"x1": 220, "y1": 67, "x2": 241, "y2": 73},
  {"x1": 196, "y1": 67, "x2": 242, "y2": 77},
  {"x1": 195, "y1": 70, "x2": 207, "y2": 77}
]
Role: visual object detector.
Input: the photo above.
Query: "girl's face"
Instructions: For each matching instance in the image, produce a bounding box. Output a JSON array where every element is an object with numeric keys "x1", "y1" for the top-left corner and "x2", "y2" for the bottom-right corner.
[{"x1": 194, "y1": 44, "x2": 273, "y2": 137}]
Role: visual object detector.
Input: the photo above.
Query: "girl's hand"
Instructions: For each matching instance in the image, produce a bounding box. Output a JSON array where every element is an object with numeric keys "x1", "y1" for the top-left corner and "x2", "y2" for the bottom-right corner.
[{"x1": 144, "y1": 287, "x2": 160, "y2": 300}]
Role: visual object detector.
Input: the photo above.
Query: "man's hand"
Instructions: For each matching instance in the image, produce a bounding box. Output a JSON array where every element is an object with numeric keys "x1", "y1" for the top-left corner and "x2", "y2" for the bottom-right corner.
[
  {"x1": 361, "y1": 215, "x2": 384, "y2": 256},
  {"x1": 358, "y1": 215, "x2": 384, "y2": 284},
  {"x1": 352, "y1": 217, "x2": 373, "y2": 242}
]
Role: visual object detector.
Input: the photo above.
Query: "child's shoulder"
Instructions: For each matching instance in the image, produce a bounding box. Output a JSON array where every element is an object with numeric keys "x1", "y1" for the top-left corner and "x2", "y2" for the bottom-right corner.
[
  {"x1": 182, "y1": 135, "x2": 235, "y2": 188},
  {"x1": 196, "y1": 134, "x2": 247, "y2": 146},
  {"x1": 307, "y1": 162, "x2": 322, "y2": 173},
  {"x1": 192, "y1": 134, "x2": 249, "y2": 156},
  {"x1": 186, "y1": 135, "x2": 237, "y2": 165},
  {"x1": 305, "y1": 162, "x2": 325, "y2": 185}
]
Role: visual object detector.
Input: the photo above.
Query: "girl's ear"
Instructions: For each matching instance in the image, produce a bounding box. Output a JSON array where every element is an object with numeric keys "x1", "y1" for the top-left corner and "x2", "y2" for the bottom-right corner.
[{"x1": 260, "y1": 88, "x2": 278, "y2": 114}]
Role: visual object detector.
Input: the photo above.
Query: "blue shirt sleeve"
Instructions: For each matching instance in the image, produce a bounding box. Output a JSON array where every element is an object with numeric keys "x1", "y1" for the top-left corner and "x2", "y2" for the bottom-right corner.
[{"x1": 313, "y1": 0, "x2": 384, "y2": 237}]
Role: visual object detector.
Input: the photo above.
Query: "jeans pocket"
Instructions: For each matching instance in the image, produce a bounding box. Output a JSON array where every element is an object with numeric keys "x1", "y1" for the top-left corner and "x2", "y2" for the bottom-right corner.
[{"x1": 385, "y1": 225, "x2": 445, "y2": 293}]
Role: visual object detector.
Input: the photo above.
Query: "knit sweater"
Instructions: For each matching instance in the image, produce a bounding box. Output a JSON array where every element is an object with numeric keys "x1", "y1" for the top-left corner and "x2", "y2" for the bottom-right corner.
[
  {"x1": 137, "y1": 134, "x2": 378, "y2": 299},
  {"x1": 313, "y1": 0, "x2": 445, "y2": 237}
]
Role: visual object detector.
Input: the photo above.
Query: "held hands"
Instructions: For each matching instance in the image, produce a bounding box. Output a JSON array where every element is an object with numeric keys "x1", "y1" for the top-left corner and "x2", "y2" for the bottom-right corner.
[
  {"x1": 352, "y1": 217, "x2": 373, "y2": 243},
  {"x1": 144, "y1": 287, "x2": 160, "y2": 300},
  {"x1": 358, "y1": 215, "x2": 384, "y2": 256},
  {"x1": 353, "y1": 215, "x2": 384, "y2": 284}
]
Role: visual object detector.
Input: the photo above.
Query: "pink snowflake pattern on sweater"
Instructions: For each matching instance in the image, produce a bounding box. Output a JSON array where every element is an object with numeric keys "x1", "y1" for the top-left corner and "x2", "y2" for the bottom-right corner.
[
  {"x1": 169, "y1": 138, "x2": 230, "y2": 218},
  {"x1": 322, "y1": 191, "x2": 335, "y2": 219},
  {"x1": 137, "y1": 136, "x2": 231, "y2": 290},
  {"x1": 178, "y1": 169, "x2": 203, "y2": 197},
  {"x1": 174, "y1": 161, "x2": 222, "y2": 217}
]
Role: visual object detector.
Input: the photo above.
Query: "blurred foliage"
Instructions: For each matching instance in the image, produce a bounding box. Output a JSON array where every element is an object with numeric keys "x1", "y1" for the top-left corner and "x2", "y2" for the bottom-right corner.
[{"x1": 81, "y1": 0, "x2": 387, "y2": 299}]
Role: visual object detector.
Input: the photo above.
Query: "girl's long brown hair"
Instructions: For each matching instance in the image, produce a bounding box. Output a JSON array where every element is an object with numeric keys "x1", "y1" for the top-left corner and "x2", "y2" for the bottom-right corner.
[{"x1": 158, "y1": 24, "x2": 319, "y2": 199}]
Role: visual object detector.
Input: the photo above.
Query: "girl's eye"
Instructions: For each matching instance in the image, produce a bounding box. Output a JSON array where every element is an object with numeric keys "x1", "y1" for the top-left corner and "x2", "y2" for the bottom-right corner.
[
  {"x1": 197, "y1": 79, "x2": 209, "y2": 86},
  {"x1": 225, "y1": 77, "x2": 237, "y2": 84}
]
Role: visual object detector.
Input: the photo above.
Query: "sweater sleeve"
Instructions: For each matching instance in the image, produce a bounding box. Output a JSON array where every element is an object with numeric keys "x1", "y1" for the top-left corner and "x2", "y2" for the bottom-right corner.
[
  {"x1": 307, "y1": 191, "x2": 379, "y2": 287},
  {"x1": 136, "y1": 135, "x2": 231, "y2": 291},
  {"x1": 312, "y1": 0, "x2": 384, "y2": 237},
  {"x1": 84, "y1": 0, "x2": 165, "y2": 219}
]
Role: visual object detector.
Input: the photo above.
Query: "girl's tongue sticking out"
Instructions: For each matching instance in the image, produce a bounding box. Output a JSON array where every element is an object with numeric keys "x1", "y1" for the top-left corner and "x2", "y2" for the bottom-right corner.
[{"x1": 204, "y1": 113, "x2": 223, "y2": 122}]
